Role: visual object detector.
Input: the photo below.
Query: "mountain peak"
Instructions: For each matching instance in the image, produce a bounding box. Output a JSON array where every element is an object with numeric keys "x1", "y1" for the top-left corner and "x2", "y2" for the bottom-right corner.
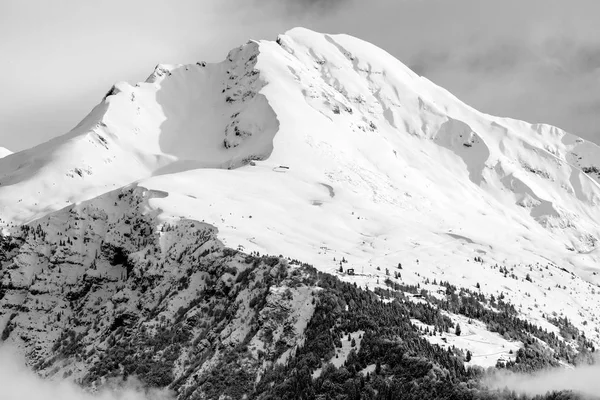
[
  {"x1": 1, "y1": 28, "x2": 599, "y2": 262},
  {"x1": 2, "y1": 28, "x2": 600, "y2": 396},
  {"x1": 0, "y1": 147, "x2": 12, "y2": 159}
]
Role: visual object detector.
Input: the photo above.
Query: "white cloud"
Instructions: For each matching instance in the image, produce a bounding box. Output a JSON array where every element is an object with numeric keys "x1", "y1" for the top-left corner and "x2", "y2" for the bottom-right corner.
[
  {"x1": 485, "y1": 363, "x2": 600, "y2": 398},
  {"x1": 0, "y1": 345, "x2": 174, "y2": 400}
]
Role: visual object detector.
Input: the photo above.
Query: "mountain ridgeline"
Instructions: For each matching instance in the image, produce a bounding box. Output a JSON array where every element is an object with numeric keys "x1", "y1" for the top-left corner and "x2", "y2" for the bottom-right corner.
[
  {"x1": 1, "y1": 27, "x2": 600, "y2": 399},
  {"x1": 0, "y1": 185, "x2": 594, "y2": 399}
]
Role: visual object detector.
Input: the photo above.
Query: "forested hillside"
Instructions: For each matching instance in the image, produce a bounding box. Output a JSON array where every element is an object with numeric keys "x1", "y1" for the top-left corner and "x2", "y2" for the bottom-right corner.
[{"x1": 0, "y1": 187, "x2": 595, "y2": 399}]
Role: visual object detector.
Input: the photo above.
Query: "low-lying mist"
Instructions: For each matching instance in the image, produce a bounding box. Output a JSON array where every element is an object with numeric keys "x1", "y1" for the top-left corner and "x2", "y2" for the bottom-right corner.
[
  {"x1": 3, "y1": 342, "x2": 600, "y2": 399},
  {"x1": 485, "y1": 364, "x2": 600, "y2": 399},
  {"x1": 0, "y1": 345, "x2": 174, "y2": 400}
]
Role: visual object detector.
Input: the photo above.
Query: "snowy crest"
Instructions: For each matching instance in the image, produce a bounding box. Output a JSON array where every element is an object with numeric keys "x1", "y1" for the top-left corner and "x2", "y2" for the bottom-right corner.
[{"x1": 1, "y1": 28, "x2": 600, "y2": 354}]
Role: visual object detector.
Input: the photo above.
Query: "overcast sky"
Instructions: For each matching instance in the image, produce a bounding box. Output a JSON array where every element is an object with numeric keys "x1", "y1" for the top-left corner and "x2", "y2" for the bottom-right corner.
[{"x1": 1, "y1": 0, "x2": 599, "y2": 151}]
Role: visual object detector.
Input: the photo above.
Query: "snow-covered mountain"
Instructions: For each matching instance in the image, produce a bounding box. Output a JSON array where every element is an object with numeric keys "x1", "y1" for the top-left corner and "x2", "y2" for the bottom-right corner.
[
  {"x1": 0, "y1": 147, "x2": 12, "y2": 159},
  {"x1": 2, "y1": 27, "x2": 600, "y2": 398},
  {"x1": 1, "y1": 28, "x2": 599, "y2": 251}
]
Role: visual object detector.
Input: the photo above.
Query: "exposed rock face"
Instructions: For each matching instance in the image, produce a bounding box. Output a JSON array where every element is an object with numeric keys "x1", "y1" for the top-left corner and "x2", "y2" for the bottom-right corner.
[{"x1": 0, "y1": 186, "x2": 316, "y2": 398}]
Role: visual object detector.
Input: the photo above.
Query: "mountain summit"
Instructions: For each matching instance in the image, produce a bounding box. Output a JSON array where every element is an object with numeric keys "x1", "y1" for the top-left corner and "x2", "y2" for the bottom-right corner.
[
  {"x1": 0, "y1": 147, "x2": 11, "y2": 159},
  {"x1": 1, "y1": 28, "x2": 600, "y2": 396},
  {"x1": 1, "y1": 28, "x2": 598, "y2": 263}
]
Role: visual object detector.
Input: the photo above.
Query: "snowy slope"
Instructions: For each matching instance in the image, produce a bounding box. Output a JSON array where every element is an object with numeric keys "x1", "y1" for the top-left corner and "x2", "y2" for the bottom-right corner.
[
  {"x1": 112, "y1": 28, "x2": 600, "y2": 278},
  {"x1": 0, "y1": 42, "x2": 276, "y2": 226},
  {"x1": 0, "y1": 147, "x2": 11, "y2": 159},
  {"x1": 2, "y1": 27, "x2": 600, "y2": 358}
]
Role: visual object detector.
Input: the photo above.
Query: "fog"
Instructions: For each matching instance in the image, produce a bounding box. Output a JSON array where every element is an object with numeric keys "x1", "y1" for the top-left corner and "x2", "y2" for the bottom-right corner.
[
  {"x1": 0, "y1": 345, "x2": 174, "y2": 400},
  {"x1": 3, "y1": 342, "x2": 600, "y2": 399},
  {"x1": 486, "y1": 363, "x2": 600, "y2": 399}
]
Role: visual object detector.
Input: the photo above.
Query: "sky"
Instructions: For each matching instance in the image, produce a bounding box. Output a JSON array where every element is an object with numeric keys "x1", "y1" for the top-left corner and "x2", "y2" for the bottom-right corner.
[{"x1": 1, "y1": 0, "x2": 599, "y2": 152}]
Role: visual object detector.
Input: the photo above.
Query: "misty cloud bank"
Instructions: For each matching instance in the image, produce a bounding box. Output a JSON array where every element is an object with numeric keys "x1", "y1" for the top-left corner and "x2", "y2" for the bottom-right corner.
[
  {"x1": 0, "y1": 346, "x2": 173, "y2": 400},
  {"x1": 3, "y1": 342, "x2": 600, "y2": 399},
  {"x1": 485, "y1": 364, "x2": 600, "y2": 399}
]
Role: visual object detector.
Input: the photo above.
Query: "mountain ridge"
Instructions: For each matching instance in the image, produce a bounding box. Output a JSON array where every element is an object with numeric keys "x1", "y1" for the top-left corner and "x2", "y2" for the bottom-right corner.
[
  {"x1": 1, "y1": 27, "x2": 600, "y2": 399},
  {"x1": 1, "y1": 28, "x2": 599, "y2": 229},
  {"x1": 2, "y1": 25, "x2": 600, "y2": 334},
  {"x1": 0, "y1": 147, "x2": 11, "y2": 159}
]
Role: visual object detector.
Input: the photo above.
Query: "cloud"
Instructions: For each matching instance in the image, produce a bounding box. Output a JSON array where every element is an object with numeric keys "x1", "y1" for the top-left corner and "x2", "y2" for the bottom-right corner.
[
  {"x1": 4, "y1": 344, "x2": 600, "y2": 400},
  {"x1": 485, "y1": 364, "x2": 600, "y2": 399},
  {"x1": 0, "y1": 345, "x2": 174, "y2": 400},
  {"x1": 267, "y1": 0, "x2": 351, "y2": 15}
]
